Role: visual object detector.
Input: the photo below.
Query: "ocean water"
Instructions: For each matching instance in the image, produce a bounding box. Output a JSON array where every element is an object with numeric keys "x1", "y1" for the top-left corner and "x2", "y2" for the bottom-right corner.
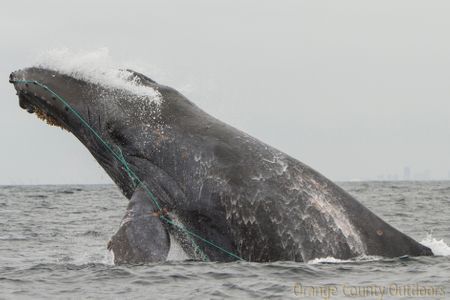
[{"x1": 0, "y1": 181, "x2": 449, "y2": 299}]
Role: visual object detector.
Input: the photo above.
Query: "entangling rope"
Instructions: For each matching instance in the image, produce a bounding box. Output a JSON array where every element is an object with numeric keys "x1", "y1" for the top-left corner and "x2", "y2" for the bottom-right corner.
[{"x1": 12, "y1": 79, "x2": 244, "y2": 262}]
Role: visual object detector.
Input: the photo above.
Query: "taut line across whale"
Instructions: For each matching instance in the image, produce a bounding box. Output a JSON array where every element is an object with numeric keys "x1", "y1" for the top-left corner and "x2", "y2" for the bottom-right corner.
[{"x1": 9, "y1": 67, "x2": 433, "y2": 263}]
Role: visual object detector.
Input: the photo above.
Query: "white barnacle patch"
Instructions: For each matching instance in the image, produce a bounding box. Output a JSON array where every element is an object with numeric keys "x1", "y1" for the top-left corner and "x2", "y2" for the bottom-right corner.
[
  {"x1": 251, "y1": 174, "x2": 265, "y2": 181},
  {"x1": 194, "y1": 153, "x2": 202, "y2": 162}
]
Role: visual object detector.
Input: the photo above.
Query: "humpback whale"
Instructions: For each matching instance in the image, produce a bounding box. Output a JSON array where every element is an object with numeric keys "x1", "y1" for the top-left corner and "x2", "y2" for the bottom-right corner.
[{"x1": 9, "y1": 67, "x2": 433, "y2": 263}]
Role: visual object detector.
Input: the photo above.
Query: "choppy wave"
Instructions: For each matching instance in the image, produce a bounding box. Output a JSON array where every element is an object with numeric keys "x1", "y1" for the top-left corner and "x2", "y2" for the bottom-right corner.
[{"x1": 1, "y1": 182, "x2": 449, "y2": 299}]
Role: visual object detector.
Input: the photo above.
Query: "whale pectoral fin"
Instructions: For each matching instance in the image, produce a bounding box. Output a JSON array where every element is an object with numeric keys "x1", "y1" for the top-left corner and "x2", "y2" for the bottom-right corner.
[{"x1": 109, "y1": 188, "x2": 170, "y2": 264}]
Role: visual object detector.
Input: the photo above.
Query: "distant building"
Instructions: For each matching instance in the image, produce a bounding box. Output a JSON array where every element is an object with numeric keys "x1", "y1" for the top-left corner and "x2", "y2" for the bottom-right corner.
[
  {"x1": 384, "y1": 174, "x2": 399, "y2": 181},
  {"x1": 414, "y1": 170, "x2": 431, "y2": 181},
  {"x1": 403, "y1": 167, "x2": 411, "y2": 181}
]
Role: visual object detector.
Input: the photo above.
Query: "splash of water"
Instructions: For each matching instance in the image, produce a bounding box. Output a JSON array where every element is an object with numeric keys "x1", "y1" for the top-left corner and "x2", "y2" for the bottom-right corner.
[
  {"x1": 307, "y1": 255, "x2": 382, "y2": 264},
  {"x1": 166, "y1": 234, "x2": 189, "y2": 261},
  {"x1": 34, "y1": 48, "x2": 162, "y2": 104},
  {"x1": 420, "y1": 234, "x2": 450, "y2": 256}
]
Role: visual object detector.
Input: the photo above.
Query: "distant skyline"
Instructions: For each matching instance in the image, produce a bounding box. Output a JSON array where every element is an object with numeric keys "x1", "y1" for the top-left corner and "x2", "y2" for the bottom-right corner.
[
  {"x1": 346, "y1": 166, "x2": 449, "y2": 182},
  {"x1": 372, "y1": 166, "x2": 445, "y2": 182},
  {"x1": 1, "y1": 1, "x2": 450, "y2": 184}
]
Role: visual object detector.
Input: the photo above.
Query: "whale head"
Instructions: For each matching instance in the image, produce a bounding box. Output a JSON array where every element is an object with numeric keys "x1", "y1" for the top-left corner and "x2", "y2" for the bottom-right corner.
[{"x1": 9, "y1": 67, "x2": 164, "y2": 197}]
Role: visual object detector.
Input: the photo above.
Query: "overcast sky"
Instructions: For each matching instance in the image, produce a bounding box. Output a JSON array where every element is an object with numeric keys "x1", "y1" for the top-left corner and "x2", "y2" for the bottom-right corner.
[{"x1": 1, "y1": 1, "x2": 450, "y2": 184}]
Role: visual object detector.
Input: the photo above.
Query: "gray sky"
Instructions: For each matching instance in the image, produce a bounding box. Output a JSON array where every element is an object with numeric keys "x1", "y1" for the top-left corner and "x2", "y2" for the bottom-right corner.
[{"x1": 1, "y1": 0, "x2": 450, "y2": 184}]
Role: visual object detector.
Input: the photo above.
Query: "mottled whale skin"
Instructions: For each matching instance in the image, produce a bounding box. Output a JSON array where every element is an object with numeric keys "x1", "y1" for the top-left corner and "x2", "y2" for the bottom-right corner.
[{"x1": 10, "y1": 67, "x2": 433, "y2": 263}]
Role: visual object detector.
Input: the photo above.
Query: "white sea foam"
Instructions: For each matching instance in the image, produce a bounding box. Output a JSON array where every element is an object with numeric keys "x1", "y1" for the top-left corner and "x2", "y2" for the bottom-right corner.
[
  {"x1": 307, "y1": 255, "x2": 382, "y2": 264},
  {"x1": 420, "y1": 234, "x2": 450, "y2": 256},
  {"x1": 307, "y1": 256, "x2": 352, "y2": 264},
  {"x1": 34, "y1": 48, "x2": 162, "y2": 104}
]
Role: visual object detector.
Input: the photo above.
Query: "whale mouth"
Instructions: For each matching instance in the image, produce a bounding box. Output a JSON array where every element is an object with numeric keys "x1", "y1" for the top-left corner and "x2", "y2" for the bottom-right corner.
[
  {"x1": 10, "y1": 69, "x2": 68, "y2": 131},
  {"x1": 17, "y1": 91, "x2": 68, "y2": 131},
  {"x1": 34, "y1": 107, "x2": 66, "y2": 129}
]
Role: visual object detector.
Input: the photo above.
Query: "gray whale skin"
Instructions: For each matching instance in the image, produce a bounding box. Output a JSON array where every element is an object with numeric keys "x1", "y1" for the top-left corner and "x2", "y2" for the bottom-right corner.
[{"x1": 9, "y1": 67, "x2": 433, "y2": 263}]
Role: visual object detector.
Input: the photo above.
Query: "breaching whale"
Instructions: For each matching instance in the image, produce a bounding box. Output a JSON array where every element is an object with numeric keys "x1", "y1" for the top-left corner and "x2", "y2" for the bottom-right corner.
[{"x1": 9, "y1": 67, "x2": 433, "y2": 263}]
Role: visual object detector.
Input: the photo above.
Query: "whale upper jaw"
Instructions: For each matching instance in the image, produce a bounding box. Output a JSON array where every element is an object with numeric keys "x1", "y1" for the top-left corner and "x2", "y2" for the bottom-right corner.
[{"x1": 10, "y1": 69, "x2": 70, "y2": 131}]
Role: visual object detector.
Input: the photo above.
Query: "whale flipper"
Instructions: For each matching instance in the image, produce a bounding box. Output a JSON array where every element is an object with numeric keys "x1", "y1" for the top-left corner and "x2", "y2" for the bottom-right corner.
[{"x1": 108, "y1": 187, "x2": 170, "y2": 264}]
